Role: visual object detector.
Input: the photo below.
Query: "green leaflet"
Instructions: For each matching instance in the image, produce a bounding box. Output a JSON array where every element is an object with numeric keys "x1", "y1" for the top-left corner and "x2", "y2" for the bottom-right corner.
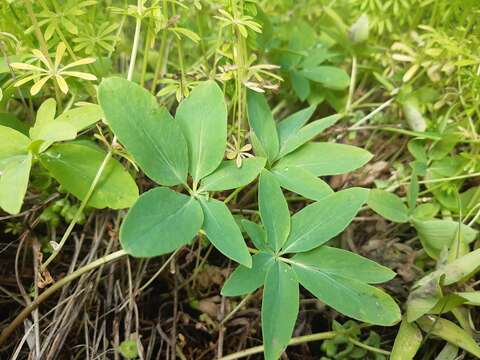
[
  {"x1": 120, "y1": 187, "x2": 203, "y2": 257},
  {"x1": 199, "y1": 157, "x2": 266, "y2": 192},
  {"x1": 221, "y1": 252, "x2": 274, "y2": 296},
  {"x1": 55, "y1": 103, "x2": 103, "y2": 132},
  {"x1": 98, "y1": 77, "x2": 188, "y2": 186},
  {"x1": 291, "y1": 246, "x2": 396, "y2": 284},
  {"x1": 40, "y1": 142, "x2": 138, "y2": 209},
  {"x1": 199, "y1": 197, "x2": 251, "y2": 267},
  {"x1": 0, "y1": 125, "x2": 30, "y2": 170},
  {"x1": 291, "y1": 260, "x2": 400, "y2": 326},
  {"x1": 259, "y1": 170, "x2": 290, "y2": 253},
  {"x1": 262, "y1": 261, "x2": 299, "y2": 360},
  {"x1": 274, "y1": 142, "x2": 372, "y2": 176},
  {"x1": 272, "y1": 166, "x2": 333, "y2": 201},
  {"x1": 176, "y1": 80, "x2": 227, "y2": 182},
  {"x1": 300, "y1": 66, "x2": 350, "y2": 90},
  {"x1": 282, "y1": 188, "x2": 369, "y2": 253},
  {"x1": 390, "y1": 319, "x2": 422, "y2": 360},
  {"x1": 242, "y1": 219, "x2": 268, "y2": 251},
  {"x1": 276, "y1": 105, "x2": 316, "y2": 145},
  {"x1": 247, "y1": 91, "x2": 279, "y2": 163},
  {"x1": 0, "y1": 153, "x2": 32, "y2": 214},
  {"x1": 368, "y1": 189, "x2": 409, "y2": 223},
  {"x1": 277, "y1": 114, "x2": 341, "y2": 158}
]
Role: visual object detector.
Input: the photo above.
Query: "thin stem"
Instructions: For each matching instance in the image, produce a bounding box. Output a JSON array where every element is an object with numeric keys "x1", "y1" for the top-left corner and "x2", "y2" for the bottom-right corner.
[
  {"x1": 127, "y1": 1, "x2": 143, "y2": 81},
  {"x1": 345, "y1": 55, "x2": 357, "y2": 114},
  {"x1": 347, "y1": 337, "x2": 391, "y2": 356},
  {"x1": 137, "y1": 249, "x2": 179, "y2": 293},
  {"x1": 348, "y1": 98, "x2": 395, "y2": 130},
  {"x1": 217, "y1": 331, "x2": 337, "y2": 360},
  {"x1": 0, "y1": 250, "x2": 127, "y2": 346},
  {"x1": 220, "y1": 294, "x2": 251, "y2": 326}
]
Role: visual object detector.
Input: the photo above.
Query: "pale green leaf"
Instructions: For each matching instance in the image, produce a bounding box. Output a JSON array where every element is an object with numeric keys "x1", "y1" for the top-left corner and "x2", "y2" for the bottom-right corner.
[
  {"x1": 40, "y1": 142, "x2": 138, "y2": 209},
  {"x1": 262, "y1": 261, "x2": 299, "y2": 360},
  {"x1": 390, "y1": 318, "x2": 422, "y2": 360},
  {"x1": 0, "y1": 153, "x2": 32, "y2": 214},
  {"x1": 55, "y1": 103, "x2": 103, "y2": 132},
  {"x1": 277, "y1": 106, "x2": 316, "y2": 145},
  {"x1": 199, "y1": 197, "x2": 251, "y2": 267},
  {"x1": 282, "y1": 188, "x2": 369, "y2": 253},
  {"x1": 259, "y1": 170, "x2": 290, "y2": 253},
  {"x1": 368, "y1": 189, "x2": 409, "y2": 223},
  {"x1": 0, "y1": 125, "x2": 30, "y2": 170},
  {"x1": 176, "y1": 80, "x2": 227, "y2": 182},
  {"x1": 300, "y1": 66, "x2": 350, "y2": 90},
  {"x1": 120, "y1": 187, "x2": 203, "y2": 257},
  {"x1": 99, "y1": 77, "x2": 188, "y2": 186}
]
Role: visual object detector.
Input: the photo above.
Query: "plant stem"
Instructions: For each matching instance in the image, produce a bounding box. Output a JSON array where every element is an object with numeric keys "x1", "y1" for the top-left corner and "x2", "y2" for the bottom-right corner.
[
  {"x1": 217, "y1": 331, "x2": 337, "y2": 360},
  {"x1": 0, "y1": 249, "x2": 127, "y2": 346},
  {"x1": 127, "y1": 2, "x2": 143, "y2": 81},
  {"x1": 347, "y1": 336, "x2": 391, "y2": 356},
  {"x1": 345, "y1": 55, "x2": 357, "y2": 114}
]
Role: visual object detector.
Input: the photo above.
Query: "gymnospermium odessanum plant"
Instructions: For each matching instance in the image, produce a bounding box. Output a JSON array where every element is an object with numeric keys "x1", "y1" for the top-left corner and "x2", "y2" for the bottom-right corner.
[{"x1": 98, "y1": 77, "x2": 401, "y2": 359}]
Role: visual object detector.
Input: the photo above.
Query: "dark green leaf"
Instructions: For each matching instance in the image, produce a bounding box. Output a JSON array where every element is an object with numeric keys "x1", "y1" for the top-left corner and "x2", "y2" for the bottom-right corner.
[{"x1": 300, "y1": 66, "x2": 350, "y2": 90}]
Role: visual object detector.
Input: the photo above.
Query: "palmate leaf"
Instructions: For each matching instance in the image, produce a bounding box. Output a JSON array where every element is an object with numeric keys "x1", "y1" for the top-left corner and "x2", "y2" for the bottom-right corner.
[
  {"x1": 176, "y1": 80, "x2": 227, "y2": 182},
  {"x1": 282, "y1": 188, "x2": 369, "y2": 253},
  {"x1": 98, "y1": 77, "x2": 188, "y2": 186},
  {"x1": 258, "y1": 170, "x2": 290, "y2": 253},
  {"x1": 199, "y1": 157, "x2": 266, "y2": 192},
  {"x1": 40, "y1": 142, "x2": 138, "y2": 209},
  {"x1": 0, "y1": 153, "x2": 32, "y2": 215},
  {"x1": 291, "y1": 250, "x2": 400, "y2": 325},
  {"x1": 262, "y1": 261, "x2": 299, "y2": 360},
  {"x1": 120, "y1": 187, "x2": 203, "y2": 257},
  {"x1": 199, "y1": 197, "x2": 251, "y2": 267},
  {"x1": 247, "y1": 91, "x2": 279, "y2": 163},
  {"x1": 274, "y1": 142, "x2": 372, "y2": 176}
]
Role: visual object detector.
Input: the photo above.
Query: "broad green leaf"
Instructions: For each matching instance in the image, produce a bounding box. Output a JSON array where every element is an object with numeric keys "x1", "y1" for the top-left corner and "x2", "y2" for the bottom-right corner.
[
  {"x1": 98, "y1": 77, "x2": 188, "y2": 186},
  {"x1": 282, "y1": 188, "x2": 369, "y2": 253},
  {"x1": 291, "y1": 246, "x2": 396, "y2": 284},
  {"x1": 292, "y1": 261, "x2": 400, "y2": 326},
  {"x1": 40, "y1": 142, "x2": 138, "y2": 209},
  {"x1": 0, "y1": 125, "x2": 30, "y2": 170},
  {"x1": 0, "y1": 153, "x2": 32, "y2": 214},
  {"x1": 412, "y1": 218, "x2": 477, "y2": 259},
  {"x1": 272, "y1": 167, "x2": 333, "y2": 201},
  {"x1": 259, "y1": 170, "x2": 290, "y2": 253},
  {"x1": 247, "y1": 91, "x2": 279, "y2": 163},
  {"x1": 120, "y1": 187, "x2": 203, "y2": 257},
  {"x1": 199, "y1": 197, "x2": 251, "y2": 267},
  {"x1": 221, "y1": 252, "x2": 274, "y2": 296},
  {"x1": 275, "y1": 142, "x2": 372, "y2": 176},
  {"x1": 0, "y1": 112, "x2": 29, "y2": 135},
  {"x1": 176, "y1": 80, "x2": 227, "y2": 182},
  {"x1": 55, "y1": 103, "x2": 103, "y2": 132},
  {"x1": 368, "y1": 189, "x2": 409, "y2": 223},
  {"x1": 300, "y1": 66, "x2": 350, "y2": 90},
  {"x1": 199, "y1": 157, "x2": 266, "y2": 192},
  {"x1": 242, "y1": 219, "x2": 268, "y2": 251},
  {"x1": 390, "y1": 319, "x2": 422, "y2": 360},
  {"x1": 278, "y1": 114, "x2": 341, "y2": 158},
  {"x1": 277, "y1": 105, "x2": 316, "y2": 145},
  {"x1": 262, "y1": 261, "x2": 299, "y2": 360},
  {"x1": 31, "y1": 98, "x2": 56, "y2": 134},
  {"x1": 417, "y1": 316, "x2": 480, "y2": 358},
  {"x1": 30, "y1": 121, "x2": 77, "y2": 152}
]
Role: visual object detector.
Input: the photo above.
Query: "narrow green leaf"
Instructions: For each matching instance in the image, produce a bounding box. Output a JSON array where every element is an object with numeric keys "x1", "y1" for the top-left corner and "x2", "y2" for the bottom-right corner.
[
  {"x1": 390, "y1": 318, "x2": 422, "y2": 360},
  {"x1": 221, "y1": 252, "x2": 274, "y2": 296},
  {"x1": 40, "y1": 142, "x2": 139, "y2": 209},
  {"x1": 278, "y1": 114, "x2": 341, "y2": 158},
  {"x1": 247, "y1": 91, "x2": 279, "y2": 163},
  {"x1": 0, "y1": 153, "x2": 32, "y2": 214},
  {"x1": 300, "y1": 66, "x2": 350, "y2": 90},
  {"x1": 272, "y1": 164, "x2": 333, "y2": 201},
  {"x1": 176, "y1": 80, "x2": 227, "y2": 182},
  {"x1": 98, "y1": 77, "x2": 188, "y2": 186},
  {"x1": 277, "y1": 105, "x2": 316, "y2": 145},
  {"x1": 0, "y1": 125, "x2": 30, "y2": 170},
  {"x1": 199, "y1": 157, "x2": 265, "y2": 192},
  {"x1": 282, "y1": 188, "x2": 369, "y2": 253},
  {"x1": 292, "y1": 261, "x2": 400, "y2": 325},
  {"x1": 292, "y1": 246, "x2": 396, "y2": 284},
  {"x1": 275, "y1": 142, "x2": 372, "y2": 176},
  {"x1": 199, "y1": 197, "x2": 251, "y2": 267},
  {"x1": 417, "y1": 316, "x2": 480, "y2": 358},
  {"x1": 242, "y1": 219, "x2": 268, "y2": 251},
  {"x1": 259, "y1": 170, "x2": 290, "y2": 253},
  {"x1": 55, "y1": 103, "x2": 103, "y2": 132},
  {"x1": 368, "y1": 189, "x2": 409, "y2": 223},
  {"x1": 120, "y1": 187, "x2": 203, "y2": 257},
  {"x1": 262, "y1": 261, "x2": 299, "y2": 360}
]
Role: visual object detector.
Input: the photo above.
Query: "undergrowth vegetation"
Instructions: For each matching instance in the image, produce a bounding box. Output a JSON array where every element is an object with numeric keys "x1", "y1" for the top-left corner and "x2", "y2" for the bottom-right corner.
[{"x1": 0, "y1": 0, "x2": 479, "y2": 359}]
